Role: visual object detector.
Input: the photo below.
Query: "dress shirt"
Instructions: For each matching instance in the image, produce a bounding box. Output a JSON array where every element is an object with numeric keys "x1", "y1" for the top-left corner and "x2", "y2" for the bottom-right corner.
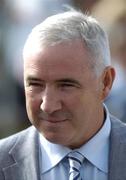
[{"x1": 39, "y1": 105, "x2": 111, "y2": 180}]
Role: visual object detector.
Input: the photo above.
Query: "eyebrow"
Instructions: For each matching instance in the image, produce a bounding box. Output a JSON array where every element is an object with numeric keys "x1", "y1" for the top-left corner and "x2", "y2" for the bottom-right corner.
[
  {"x1": 25, "y1": 76, "x2": 41, "y2": 82},
  {"x1": 56, "y1": 78, "x2": 81, "y2": 86}
]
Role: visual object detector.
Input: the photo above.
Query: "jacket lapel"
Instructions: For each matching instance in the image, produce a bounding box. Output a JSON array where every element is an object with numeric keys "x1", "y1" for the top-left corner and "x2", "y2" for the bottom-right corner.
[
  {"x1": 2, "y1": 127, "x2": 41, "y2": 180},
  {"x1": 109, "y1": 117, "x2": 126, "y2": 180},
  {"x1": 3, "y1": 155, "x2": 39, "y2": 180}
]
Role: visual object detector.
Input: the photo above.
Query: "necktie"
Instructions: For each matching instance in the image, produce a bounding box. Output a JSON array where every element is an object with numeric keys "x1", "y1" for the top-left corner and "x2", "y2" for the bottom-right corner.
[{"x1": 68, "y1": 151, "x2": 84, "y2": 180}]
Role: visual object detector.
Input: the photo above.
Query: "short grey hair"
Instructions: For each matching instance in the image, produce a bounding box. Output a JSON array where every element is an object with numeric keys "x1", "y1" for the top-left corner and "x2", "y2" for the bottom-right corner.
[{"x1": 23, "y1": 10, "x2": 111, "y2": 76}]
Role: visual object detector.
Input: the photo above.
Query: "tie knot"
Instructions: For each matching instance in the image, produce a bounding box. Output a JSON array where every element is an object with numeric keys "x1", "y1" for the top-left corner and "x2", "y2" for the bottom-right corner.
[
  {"x1": 68, "y1": 151, "x2": 84, "y2": 180},
  {"x1": 68, "y1": 151, "x2": 84, "y2": 171},
  {"x1": 68, "y1": 151, "x2": 84, "y2": 167}
]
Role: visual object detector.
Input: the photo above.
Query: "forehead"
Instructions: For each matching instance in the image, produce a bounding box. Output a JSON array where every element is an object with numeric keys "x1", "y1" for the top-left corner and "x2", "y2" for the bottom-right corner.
[{"x1": 24, "y1": 40, "x2": 93, "y2": 79}]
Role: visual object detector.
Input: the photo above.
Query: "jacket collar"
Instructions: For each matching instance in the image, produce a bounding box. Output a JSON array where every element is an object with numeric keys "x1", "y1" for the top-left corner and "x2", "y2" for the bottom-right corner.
[{"x1": 2, "y1": 127, "x2": 41, "y2": 180}]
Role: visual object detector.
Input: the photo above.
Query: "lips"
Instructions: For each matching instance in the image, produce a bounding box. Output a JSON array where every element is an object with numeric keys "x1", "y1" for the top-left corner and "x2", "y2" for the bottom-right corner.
[{"x1": 44, "y1": 118, "x2": 67, "y2": 123}]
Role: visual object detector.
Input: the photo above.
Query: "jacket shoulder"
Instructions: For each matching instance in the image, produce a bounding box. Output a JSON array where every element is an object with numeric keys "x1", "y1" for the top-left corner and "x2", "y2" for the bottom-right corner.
[
  {"x1": 0, "y1": 126, "x2": 35, "y2": 166},
  {"x1": 110, "y1": 115, "x2": 126, "y2": 141},
  {"x1": 0, "y1": 127, "x2": 31, "y2": 150}
]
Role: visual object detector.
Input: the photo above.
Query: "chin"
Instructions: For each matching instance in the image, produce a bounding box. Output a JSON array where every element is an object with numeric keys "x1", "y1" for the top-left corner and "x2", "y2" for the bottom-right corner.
[{"x1": 42, "y1": 131, "x2": 68, "y2": 145}]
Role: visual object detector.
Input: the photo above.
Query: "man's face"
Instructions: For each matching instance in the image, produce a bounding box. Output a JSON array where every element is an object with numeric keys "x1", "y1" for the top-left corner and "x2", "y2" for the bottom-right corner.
[{"x1": 24, "y1": 40, "x2": 105, "y2": 149}]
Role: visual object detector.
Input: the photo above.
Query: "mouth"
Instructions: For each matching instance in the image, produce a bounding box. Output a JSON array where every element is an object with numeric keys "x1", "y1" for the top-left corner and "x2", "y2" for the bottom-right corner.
[{"x1": 45, "y1": 119, "x2": 67, "y2": 123}]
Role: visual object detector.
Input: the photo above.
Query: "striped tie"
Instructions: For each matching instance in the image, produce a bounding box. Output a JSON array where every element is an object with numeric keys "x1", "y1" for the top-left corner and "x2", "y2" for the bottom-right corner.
[{"x1": 68, "y1": 151, "x2": 84, "y2": 180}]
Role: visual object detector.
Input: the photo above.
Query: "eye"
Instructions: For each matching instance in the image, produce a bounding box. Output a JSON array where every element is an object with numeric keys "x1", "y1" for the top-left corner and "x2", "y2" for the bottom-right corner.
[
  {"x1": 58, "y1": 82, "x2": 78, "y2": 91},
  {"x1": 60, "y1": 83, "x2": 75, "y2": 87},
  {"x1": 57, "y1": 79, "x2": 81, "y2": 91},
  {"x1": 26, "y1": 81, "x2": 41, "y2": 87},
  {"x1": 26, "y1": 81, "x2": 45, "y2": 91}
]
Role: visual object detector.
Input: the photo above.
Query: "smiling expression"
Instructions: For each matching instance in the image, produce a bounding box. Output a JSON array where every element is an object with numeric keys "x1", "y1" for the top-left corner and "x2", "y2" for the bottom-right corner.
[{"x1": 24, "y1": 40, "x2": 106, "y2": 149}]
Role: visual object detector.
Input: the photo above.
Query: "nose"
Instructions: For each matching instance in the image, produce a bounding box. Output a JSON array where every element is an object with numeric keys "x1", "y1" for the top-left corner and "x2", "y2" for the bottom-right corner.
[{"x1": 40, "y1": 87, "x2": 62, "y2": 114}]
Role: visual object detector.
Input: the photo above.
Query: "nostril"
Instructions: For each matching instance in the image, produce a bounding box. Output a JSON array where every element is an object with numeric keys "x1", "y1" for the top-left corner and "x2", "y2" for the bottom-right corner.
[
  {"x1": 40, "y1": 98, "x2": 50, "y2": 113},
  {"x1": 40, "y1": 97, "x2": 62, "y2": 114}
]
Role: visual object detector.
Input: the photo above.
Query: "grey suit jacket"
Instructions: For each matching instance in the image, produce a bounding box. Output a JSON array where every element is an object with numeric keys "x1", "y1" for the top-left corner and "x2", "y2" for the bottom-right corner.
[{"x1": 0, "y1": 116, "x2": 126, "y2": 180}]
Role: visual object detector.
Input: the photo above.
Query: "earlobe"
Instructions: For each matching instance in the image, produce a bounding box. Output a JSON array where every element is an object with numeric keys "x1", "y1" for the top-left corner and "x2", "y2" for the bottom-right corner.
[{"x1": 101, "y1": 66, "x2": 115, "y2": 100}]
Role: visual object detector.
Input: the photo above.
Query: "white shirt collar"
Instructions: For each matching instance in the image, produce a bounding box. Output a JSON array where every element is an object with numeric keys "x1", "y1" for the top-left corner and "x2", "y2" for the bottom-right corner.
[
  {"x1": 39, "y1": 134, "x2": 71, "y2": 173},
  {"x1": 78, "y1": 104, "x2": 111, "y2": 173},
  {"x1": 39, "y1": 104, "x2": 111, "y2": 173}
]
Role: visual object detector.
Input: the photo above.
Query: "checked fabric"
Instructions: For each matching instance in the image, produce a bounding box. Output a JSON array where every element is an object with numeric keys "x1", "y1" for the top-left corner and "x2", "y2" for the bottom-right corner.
[{"x1": 68, "y1": 151, "x2": 84, "y2": 180}]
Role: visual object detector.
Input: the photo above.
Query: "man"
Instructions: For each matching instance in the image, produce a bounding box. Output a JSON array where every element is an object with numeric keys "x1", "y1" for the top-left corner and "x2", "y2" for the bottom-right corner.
[{"x1": 0, "y1": 10, "x2": 126, "y2": 180}]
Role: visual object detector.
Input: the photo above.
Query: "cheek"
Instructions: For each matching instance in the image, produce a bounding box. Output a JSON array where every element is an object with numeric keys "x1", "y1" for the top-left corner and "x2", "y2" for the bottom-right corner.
[
  {"x1": 64, "y1": 94, "x2": 86, "y2": 119},
  {"x1": 26, "y1": 98, "x2": 40, "y2": 126},
  {"x1": 25, "y1": 92, "x2": 41, "y2": 115},
  {"x1": 68, "y1": 92, "x2": 95, "y2": 117},
  {"x1": 66, "y1": 91, "x2": 87, "y2": 107}
]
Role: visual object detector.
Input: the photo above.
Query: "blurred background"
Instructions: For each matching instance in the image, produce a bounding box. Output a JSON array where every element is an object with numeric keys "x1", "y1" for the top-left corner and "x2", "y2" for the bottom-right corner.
[{"x1": 0, "y1": 0, "x2": 126, "y2": 138}]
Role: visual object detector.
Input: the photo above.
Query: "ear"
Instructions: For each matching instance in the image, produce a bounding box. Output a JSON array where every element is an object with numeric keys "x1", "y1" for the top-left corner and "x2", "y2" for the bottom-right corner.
[{"x1": 101, "y1": 66, "x2": 115, "y2": 101}]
